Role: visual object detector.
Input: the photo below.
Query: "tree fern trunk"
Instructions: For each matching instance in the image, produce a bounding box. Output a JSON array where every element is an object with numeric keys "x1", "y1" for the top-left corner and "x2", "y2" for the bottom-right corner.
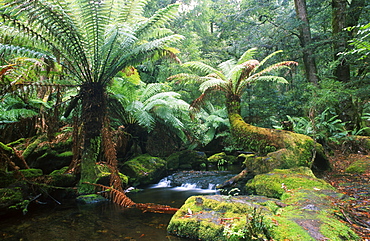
[{"x1": 78, "y1": 82, "x2": 106, "y2": 194}]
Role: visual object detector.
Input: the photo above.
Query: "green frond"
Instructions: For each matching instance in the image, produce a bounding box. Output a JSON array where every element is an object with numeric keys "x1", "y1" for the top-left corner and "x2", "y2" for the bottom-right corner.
[
  {"x1": 249, "y1": 76, "x2": 289, "y2": 84},
  {"x1": 249, "y1": 61, "x2": 297, "y2": 79},
  {"x1": 0, "y1": 44, "x2": 48, "y2": 60},
  {"x1": 1, "y1": 0, "x2": 90, "y2": 82},
  {"x1": 183, "y1": 61, "x2": 226, "y2": 80},
  {"x1": 0, "y1": 109, "x2": 38, "y2": 122},
  {"x1": 237, "y1": 47, "x2": 257, "y2": 64},
  {"x1": 167, "y1": 73, "x2": 203, "y2": 84},
  {"x1": 140, "y1": 83, "x2": 163, "y2": 100},
  {"x1": 117, "y1": 0, "x2": 148, "y2": 24},
  {"x1": 252, "y1": 50, "x2": 283, "y2": 73},
  {"x1": 218, "y1": 59, "x2": 237, "y2": 77},
  {"x1": 199, "y1": 77, "x2": 227, "y2": 93},
  {"x1": 135, "y1": 3, "x2": 180, "y2": 39}
]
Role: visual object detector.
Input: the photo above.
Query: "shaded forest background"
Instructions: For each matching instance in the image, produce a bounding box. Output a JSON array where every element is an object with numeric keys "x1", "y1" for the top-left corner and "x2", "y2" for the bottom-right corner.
[{"x1": 0, "y1": 0, "x2": 369, "y2": 173}]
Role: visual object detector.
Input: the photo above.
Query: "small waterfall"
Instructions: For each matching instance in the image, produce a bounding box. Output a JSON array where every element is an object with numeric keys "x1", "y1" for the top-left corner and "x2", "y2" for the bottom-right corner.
[{"x1": 152, "y1": 178, "x2": 171, "y2": 188}]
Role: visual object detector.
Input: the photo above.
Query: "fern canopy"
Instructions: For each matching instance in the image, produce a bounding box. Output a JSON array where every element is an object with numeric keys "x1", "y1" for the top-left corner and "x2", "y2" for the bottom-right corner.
[{"x1": 0, "y1": 0, "x2": 183, "y2": 85}]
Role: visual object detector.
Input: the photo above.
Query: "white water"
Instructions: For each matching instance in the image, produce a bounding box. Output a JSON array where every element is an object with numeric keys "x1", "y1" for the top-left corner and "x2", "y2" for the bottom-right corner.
[{"x1": 151, "y1": 177, "x2": 218, "y2": 194}]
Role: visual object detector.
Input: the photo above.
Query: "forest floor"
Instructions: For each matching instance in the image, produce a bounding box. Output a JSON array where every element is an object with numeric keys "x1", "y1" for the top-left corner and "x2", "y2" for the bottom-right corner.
[{"x1": 321, "y1": 151, "x2": 370, "y2": 240}]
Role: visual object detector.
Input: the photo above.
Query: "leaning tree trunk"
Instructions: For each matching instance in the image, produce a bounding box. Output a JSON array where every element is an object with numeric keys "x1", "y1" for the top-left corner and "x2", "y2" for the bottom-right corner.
[
  {"x1": 78, "y1": 82, "x2": 106, "y2": 194},
  {"x1": 226, "y1": 93, "x2": 329, "y2": 173}
]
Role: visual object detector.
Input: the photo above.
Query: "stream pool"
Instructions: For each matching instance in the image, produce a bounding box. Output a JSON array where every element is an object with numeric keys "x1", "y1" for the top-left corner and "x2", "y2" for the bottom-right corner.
[{"x1": 0, "y1": 170, "x2": 239, "y2": 241}]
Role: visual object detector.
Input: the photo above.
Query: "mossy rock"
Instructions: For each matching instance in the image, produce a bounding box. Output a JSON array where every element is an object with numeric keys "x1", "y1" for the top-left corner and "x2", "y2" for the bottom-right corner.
[
  {"x1": 207, "y1": 152, "x2": 237, "y2": 166},
  {"x1": 245, "y1": 167, "x2": 335, "y2": 199},
  {"x1": 166, "y1": 150, "x2": 207, "y2": 170},
  {"x1": 48, "y1": 167, "x2": 77, "y2": 187},
  {"x1": 0, "y1": 186, "x2": 27, "y2": 215},
  {"x1": 19, "y1": 168, "x2": 43, "y2": 178},
  {"x1": 345, "y1": 158, "x2": 370, "y2": 174},
  {"x1": 121, "y1": 154, "x2": 166, "y2": 186},
  {"x1": 95, "y1": 164, "x2": 128, "y2": 187},
  {"x1": 23, "y1": 134, "x2": 73, "y2": 174},
  {"x1": 169, "y1": 168, "x2": 359, "y2": 240}
]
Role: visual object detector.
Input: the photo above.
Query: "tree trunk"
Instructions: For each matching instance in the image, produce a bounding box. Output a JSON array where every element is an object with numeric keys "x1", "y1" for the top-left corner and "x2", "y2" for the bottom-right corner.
[
  {"x1": 294, "y1": 0, "x2": 319, "y2": 85},
  {"x1": 225, "y1": 93, "x2": 329, "y2": 173},
  {"x1": 331, "y1": 0, "x2": 365, "y2": 129},
  {"x1": 78, "y1": 82, "x2": 106, "y2": 194},
  {"x1": 332, "y1": 0, "x2": 350, "y2": 82}
]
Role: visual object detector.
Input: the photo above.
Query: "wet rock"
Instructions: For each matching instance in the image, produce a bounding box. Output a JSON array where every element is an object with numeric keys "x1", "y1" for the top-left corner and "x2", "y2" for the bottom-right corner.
[
  {"x1": 168, "y1": 167, "x2": 359, "y2": 240},
  {"x1": 76, "y1": 194, "x2": 108, "y2": 204},
  {"x1": 166, "y1": 150, "x2": 207, "y2": 170},
  {"x1": 121, "y1": 154, "x2": 166, "y2": 186}
]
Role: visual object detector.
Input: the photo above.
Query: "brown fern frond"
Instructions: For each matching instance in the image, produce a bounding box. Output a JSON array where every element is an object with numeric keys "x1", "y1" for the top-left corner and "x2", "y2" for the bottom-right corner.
[
  {"x1": 83, "y1": 182, "x2": 136, "y2": 207},
  {"x1": 190, "y1": 93, "x2": 207, "y2": 110},
  {"x1": 136, "y1": 203, "x2": 179, "y2": 214},
  {"x1": 84, "y1": 182, "x2": 179, "y2": 214},
  {"x1": 102, "y1": 116, "x2": 123, "y2": 192},
  {"x1": 251, "y1": 61, "x2": 298, "y2": 79}
]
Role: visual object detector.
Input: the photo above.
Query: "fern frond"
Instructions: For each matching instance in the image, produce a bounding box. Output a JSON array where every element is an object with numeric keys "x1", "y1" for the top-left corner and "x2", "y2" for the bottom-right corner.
[
  {"x1": 0, "y1": 44, "x2": 48, "y2": 59},
  {"x1": 252, "y1": 50, "x2": 283, "y2": 73},
  {"x1": 167, "y1": 73, "x2": 203, "y2": 84},
  {"x1": 199, "y1": 77, "x2": 227, "y2": 93},
  {"x1": 237, "y1": 47, "x2": 257, "y2": 64},
  {"x1": 0, "y1": 109, "x2": 38, "y2": 122},
  {"x1": 250, "y1": 61, "x2": 297, "y2": 79},
  {"x1": 183, "y1": 61, "x2": 226, "y2": 80},
  {"x1": 135, "y1": 3, "x2": 180, "y2": 38},
  {"x1": 218, "y1": 59, "x2": 236, "y2": 77},
  {"x1": 117, "y1": 0, "x2": 148, "y2": 24}
]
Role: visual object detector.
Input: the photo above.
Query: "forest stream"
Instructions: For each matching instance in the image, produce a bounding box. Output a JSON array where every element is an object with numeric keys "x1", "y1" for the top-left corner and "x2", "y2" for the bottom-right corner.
[
  {"x1": 0, "y1": 170, "x2": 240, "y2": 241},
  {"x1": 1, "y1": 159, "x2": 370, "y2": 240}
]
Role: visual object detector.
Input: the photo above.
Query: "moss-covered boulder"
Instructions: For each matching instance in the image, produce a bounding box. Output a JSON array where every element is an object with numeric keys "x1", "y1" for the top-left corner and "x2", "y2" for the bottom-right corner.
[
  {"x1": 345, "y1": 157, "x2": 370, "y2": 174},
  {"x1": 94, "y1": 164, "x2": 128, "y2": 187},
  {"x1": 207, "y1": 152, "x2": 237, "y2": 166},
  {"x1": 19, "y1": 133, "x2": 74, "y2": 174},
  {"x1": 168, "y1": 167, "x2": 359, "y2": 240},
  {"x1": 0, "y1": 186, "x2": 29, "y2": 215},
  {"x1": 121, "y1": 154, "x2": 166, "y2": 186},
  {"x1": 166, "y1": 150, "x2": 207, "y2": 170},
  {"x1": 48, "y1": 167, "x2": 77, "y2": 187}
]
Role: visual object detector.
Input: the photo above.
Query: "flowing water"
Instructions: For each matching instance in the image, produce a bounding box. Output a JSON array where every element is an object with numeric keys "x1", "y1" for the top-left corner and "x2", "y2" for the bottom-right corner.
[{"x1": 0, "y1": 170, "x2": 239, "y2": 241}]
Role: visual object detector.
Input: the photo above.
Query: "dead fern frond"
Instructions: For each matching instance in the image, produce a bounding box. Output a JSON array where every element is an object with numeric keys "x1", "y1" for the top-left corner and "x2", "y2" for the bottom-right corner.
[
  {"x1": 83, "y1": 182, "x2": 179, "y2": 214},
  {"x1": 83, "y1": 182, "x2": 136, "y2": 207}
]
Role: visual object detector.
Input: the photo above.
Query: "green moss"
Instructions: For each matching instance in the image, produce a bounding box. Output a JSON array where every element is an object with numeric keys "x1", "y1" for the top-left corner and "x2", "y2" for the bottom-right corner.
[
  {"x1": 0, "y1": 142, "x2": 13, "y2": 153},
  {"x1": 345, "y1": 159, "x2": 370, "y2": 174},
  {"x1": 7, "y1": 138, "x2": 25, "y2": 147},
  {"x1": 19, "y1": 168, "x2": 43, "y2": 178},
  {"x1": 320, "y1": 215, "x2": 359, "y2": 240},
  {"x1": 78, "y1": 136, "x2": 101, "y2": 194},
  {"x1": 23, "y1": 135, "x2": 47, "y2": 159},
  {"x1": 245, "y1": 167, "x2": 334, "y2": 199},
  {"x1": 95, "y1": 164, "x2": 128, "y2": 186},
  {"x1": 56, "y1": 151, "x2": 73, "y2": 158},
  {"x1": 122, "y1": 154, "x2": 166, "y2": 185}
]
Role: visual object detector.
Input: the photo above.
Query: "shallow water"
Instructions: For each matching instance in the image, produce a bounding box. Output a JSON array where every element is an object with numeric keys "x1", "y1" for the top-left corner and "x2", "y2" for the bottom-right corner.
[
  {"x1": 0, "y1": 169, "x2": 239, "y2": 241},
  {"x1": 0, "y1": 199, "x2": 189, "y2": 241}
]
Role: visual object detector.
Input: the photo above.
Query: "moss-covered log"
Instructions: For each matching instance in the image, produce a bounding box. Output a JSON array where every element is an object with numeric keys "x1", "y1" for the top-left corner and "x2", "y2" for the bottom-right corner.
[{"x1": 228, "y1": 112, "x2": 330, "y2": 173}]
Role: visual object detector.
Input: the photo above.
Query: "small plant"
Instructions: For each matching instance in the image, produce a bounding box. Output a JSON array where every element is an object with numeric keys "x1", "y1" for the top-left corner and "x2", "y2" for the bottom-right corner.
[{"x1": 223, "y1": 207, "x2": 273, "y2": 241}]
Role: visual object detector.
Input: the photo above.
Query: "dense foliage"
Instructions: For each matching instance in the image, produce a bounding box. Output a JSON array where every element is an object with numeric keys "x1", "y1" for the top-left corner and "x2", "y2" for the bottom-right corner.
[{"x1": 0, "y1": 0, "x2": 369, "y2": 187}]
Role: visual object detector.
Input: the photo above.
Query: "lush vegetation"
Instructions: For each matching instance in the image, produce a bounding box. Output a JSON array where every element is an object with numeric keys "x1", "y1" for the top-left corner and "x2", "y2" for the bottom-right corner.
[{"x1": 0, "y1": 0, "x2": 369, "y2": 191}]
